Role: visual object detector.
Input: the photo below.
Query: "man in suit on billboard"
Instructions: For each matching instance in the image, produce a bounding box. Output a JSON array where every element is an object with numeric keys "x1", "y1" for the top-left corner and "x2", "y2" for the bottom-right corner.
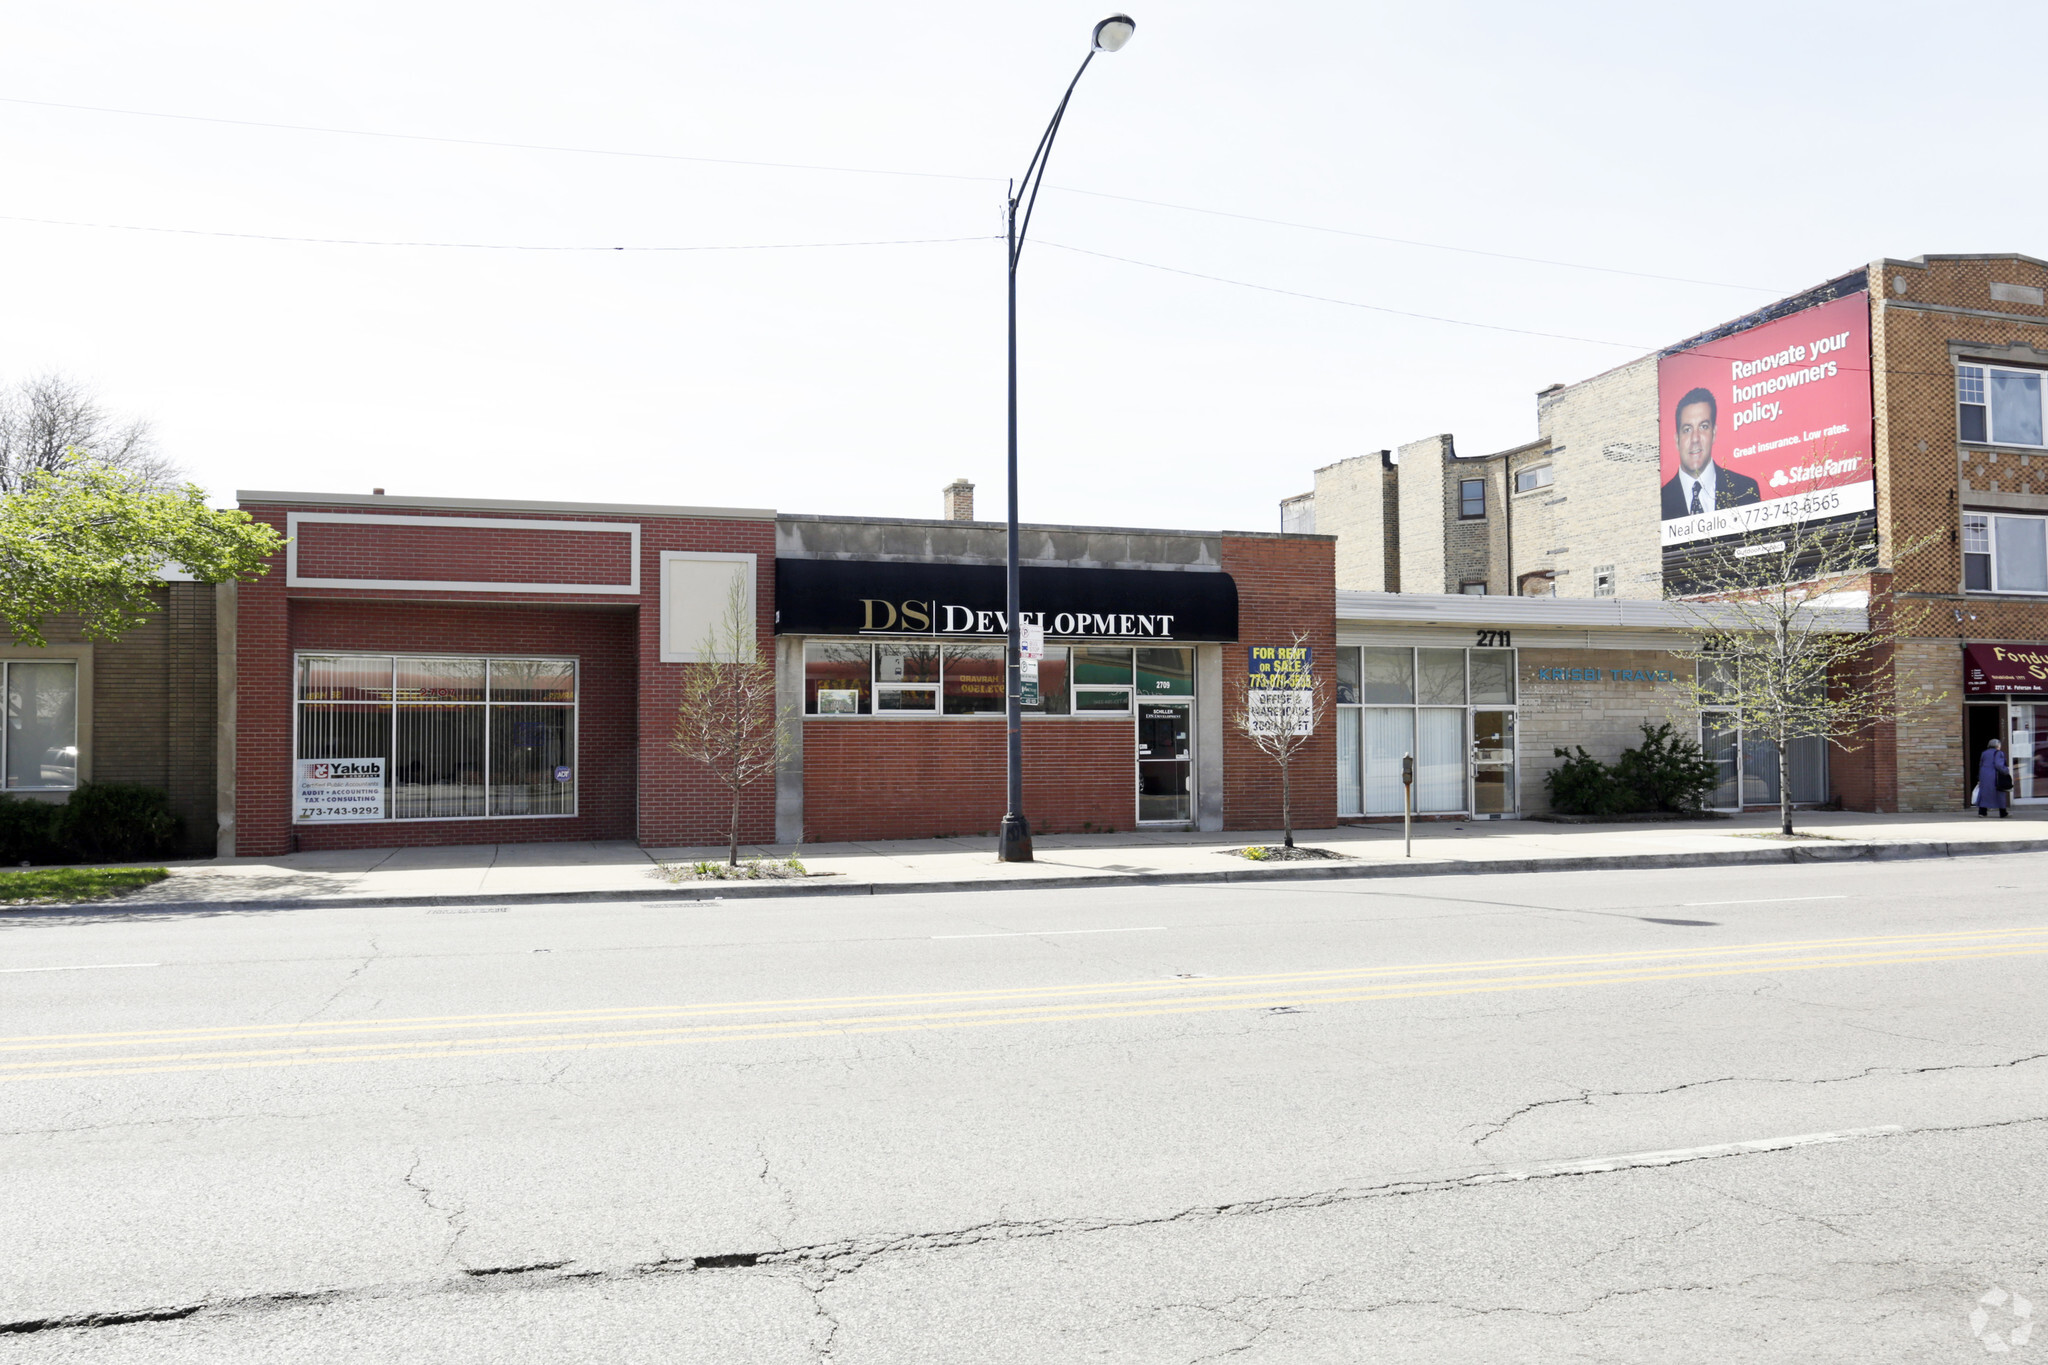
[{"x1": 1660, "y1": 387, "x2": 1761, "y2": 519}]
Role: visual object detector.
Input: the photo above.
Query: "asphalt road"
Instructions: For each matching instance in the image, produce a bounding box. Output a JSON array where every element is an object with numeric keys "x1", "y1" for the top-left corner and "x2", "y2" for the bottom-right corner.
[{"x1": 3, "y1": 853, "x2": 2044, "y2": 1362}]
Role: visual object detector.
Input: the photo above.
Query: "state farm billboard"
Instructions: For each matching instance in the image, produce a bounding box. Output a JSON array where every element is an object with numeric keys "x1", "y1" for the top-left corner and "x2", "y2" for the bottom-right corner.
[{"x1": 1658, "y1": 291, "x2": 1874, "y2": 584}]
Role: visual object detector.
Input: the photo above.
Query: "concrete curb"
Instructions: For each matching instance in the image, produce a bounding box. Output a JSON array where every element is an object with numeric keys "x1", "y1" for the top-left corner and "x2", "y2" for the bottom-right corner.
[{"x1": 18, "y1": 835, "x2": 2048, "y2": 915}]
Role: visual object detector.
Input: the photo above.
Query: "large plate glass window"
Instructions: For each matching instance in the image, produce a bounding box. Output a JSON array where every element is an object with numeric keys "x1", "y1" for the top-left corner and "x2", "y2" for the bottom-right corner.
[
  {"x1": 805, "y1": 641, "x2": 873, "y2": 715},
  {"x1": 294, "y1": 655, "x2": 577, "y2": 822},
  {"x1": 3, "y1": 661, "x2": 79, "y2": 790},
  {"x1": 1335, "y1": 645, "x2": 1516, "y2": 818},
  {"x1": 942, "y1": 644, "x2": 1004, "y2": 715}
]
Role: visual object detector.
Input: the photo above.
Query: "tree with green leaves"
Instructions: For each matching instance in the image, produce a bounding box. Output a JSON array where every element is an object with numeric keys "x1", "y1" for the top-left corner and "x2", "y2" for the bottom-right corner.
[
  {"x1": 1665, "y1": 517, "x2": 1941, "y2": 837},
  {"x1": 670, "y1": 572, "x2": 791, "y2": 866},
  {"x1": 0, "y1": 454, "x2": 281, "y2": 645}
]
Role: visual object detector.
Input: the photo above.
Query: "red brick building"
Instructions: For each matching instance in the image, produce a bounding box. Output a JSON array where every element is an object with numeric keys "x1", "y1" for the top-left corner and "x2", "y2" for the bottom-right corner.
[{"x1": 230, "y1": 491, "x2": 1333, "y2": 855}]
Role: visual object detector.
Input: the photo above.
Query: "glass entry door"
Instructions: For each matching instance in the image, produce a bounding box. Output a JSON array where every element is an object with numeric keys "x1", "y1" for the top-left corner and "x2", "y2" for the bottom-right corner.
[
  {"x1": 1471, "y1": 710, "x2": 1517, "y2": 815},
  {"x1": 2013, "y1": 704, "x2": 2048, "y2": 803},
  {"x1": 1137, "y1": 702, "x2": 1193, "y2": 823}
]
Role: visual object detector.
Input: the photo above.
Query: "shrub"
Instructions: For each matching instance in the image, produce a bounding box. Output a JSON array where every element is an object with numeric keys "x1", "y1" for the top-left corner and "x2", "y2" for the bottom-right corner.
[
  {"x1": 1545, "y1": 746, "x2": 1634, "y2": 815},
  {"x1": 1613, "y1": 722, "x2": 1719, "y2": 813},
  {"x1": 0, "y1": 796, "x2": 63, "y2": 865},
  {"x1": 54, "y1": 783, "x2": 182, "y2": 862}
]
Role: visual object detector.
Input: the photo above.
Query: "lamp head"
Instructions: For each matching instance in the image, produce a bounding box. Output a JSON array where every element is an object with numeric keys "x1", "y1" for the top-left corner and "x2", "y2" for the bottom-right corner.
[{"x1": 1092, "y1": 14, "x2": 1135, "y2": 52}]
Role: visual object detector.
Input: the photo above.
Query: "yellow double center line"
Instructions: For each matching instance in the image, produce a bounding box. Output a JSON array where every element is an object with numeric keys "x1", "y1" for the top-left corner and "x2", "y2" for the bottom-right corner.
[{"x1": 5, "y1": 925, "x2": 2045, "y2": 1082}]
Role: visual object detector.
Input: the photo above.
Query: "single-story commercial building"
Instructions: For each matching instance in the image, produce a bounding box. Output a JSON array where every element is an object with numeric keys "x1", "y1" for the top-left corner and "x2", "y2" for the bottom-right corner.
[
  {"x1": 226, "y1": 489, "x2": 1337, "y2": 856},
  {"x1": 1334, "y1": 590, "x2": 1866, "y2": 817}
]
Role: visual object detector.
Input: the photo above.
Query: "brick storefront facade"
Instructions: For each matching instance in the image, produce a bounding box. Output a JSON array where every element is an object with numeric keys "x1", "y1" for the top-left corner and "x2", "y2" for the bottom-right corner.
[{"x1": 234, "y1": 493, "x2": 1335, "y2": 852}]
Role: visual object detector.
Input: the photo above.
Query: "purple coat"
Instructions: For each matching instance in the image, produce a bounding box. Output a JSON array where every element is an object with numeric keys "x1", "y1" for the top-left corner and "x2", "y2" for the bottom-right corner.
[{"x1": 1978, "y1": 747, "x2": 2011, "y2": 809}]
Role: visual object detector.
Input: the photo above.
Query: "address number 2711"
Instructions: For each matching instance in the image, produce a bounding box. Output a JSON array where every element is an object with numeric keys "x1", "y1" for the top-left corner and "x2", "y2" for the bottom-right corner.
[{"x1": 1475, "y1": 630, "x2": 1512, "y2": 648}]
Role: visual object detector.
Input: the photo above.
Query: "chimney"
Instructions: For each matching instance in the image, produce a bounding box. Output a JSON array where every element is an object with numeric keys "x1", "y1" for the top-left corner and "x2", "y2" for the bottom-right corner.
[{"x1": 943, "y1": 478, "x2": 975, "y2": 521}]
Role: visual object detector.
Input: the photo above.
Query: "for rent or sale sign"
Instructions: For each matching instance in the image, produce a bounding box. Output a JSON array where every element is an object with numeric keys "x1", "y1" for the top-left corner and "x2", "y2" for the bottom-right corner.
[
  {"x1": 296, "y1": 758, "x2": 386, "y2": 822},
  {"x1": 1247, "y1": 645, "x2": 1314, "y2": 736}
]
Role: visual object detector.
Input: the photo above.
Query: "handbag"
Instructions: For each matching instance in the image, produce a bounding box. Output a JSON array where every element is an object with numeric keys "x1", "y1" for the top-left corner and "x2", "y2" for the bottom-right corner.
[{"x1": 1997, "y1": 769, "x2": 2014, "y2": 793}]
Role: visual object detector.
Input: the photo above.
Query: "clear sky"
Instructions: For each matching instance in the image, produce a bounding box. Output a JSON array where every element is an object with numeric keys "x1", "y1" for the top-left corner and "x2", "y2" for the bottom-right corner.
[{"x1": 3, "y1": 1, "x2": 2039, "y2": 533}]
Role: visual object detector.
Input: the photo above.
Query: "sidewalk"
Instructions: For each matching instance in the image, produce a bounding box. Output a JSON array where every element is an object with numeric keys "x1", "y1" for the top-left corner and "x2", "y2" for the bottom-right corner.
[{"x1": 49, "y1": 809, "x2": 2048, "y2": 911}]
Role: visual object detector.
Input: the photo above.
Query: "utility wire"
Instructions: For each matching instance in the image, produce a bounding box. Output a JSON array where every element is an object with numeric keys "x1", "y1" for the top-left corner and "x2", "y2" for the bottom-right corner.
[
  {"x1": 1050, "y1": 187, "x2": 1780, "y2": 294},
  {"x1": 2, "y1": 94, "x2": 1775, "y2": 293},
  {"x1": 0, "y1": 213, "x2": 997, "y2": 253},
  {"x1": 0, "y1": 94, "x2": 1003, "y2": 184},
  {"x1": 1035, "y1": 240, "x2": 1651, "y2": 350}
]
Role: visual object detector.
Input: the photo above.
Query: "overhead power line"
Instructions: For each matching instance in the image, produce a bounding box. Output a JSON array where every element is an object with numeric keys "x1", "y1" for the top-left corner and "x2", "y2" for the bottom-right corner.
[
  {"x1": 1051, "y1": 188, "x2": 1780, "y2": 294},
  {"x1": 0, "y1": 214, "x2": 997, "y2": 253},
  {"x1": 0, "y1": 95, "x2": 1003, "y2": 184},
  {"x1": 3, "y1": 94, "x2": 1777, "y2": 294},
  {"x1": 1035, "y1": 240, "x2": 1651, "y2": 350}
]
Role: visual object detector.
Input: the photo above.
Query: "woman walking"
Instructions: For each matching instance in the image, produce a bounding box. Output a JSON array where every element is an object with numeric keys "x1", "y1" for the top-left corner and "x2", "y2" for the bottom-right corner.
[{"x1": 1977, "y1": 737, "x2": 2011, "y2": 818}]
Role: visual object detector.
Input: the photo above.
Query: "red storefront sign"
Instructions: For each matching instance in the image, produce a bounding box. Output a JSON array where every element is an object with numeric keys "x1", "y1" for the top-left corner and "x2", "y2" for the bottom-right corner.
[{"x1": 1964, "y1": 643, "x2": 2048, "y2": 694}]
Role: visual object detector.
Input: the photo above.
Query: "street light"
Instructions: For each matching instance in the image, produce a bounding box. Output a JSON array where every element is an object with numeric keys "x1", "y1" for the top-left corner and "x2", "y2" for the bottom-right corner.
[{"x1": 998, "y1": 14, "x2": 1136, "y2": 865}]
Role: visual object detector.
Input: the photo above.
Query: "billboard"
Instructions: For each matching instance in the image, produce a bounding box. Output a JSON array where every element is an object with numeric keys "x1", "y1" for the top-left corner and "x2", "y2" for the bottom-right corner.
[{"x1": 1658, "y1": 291, "x2": 1874, "y2": 587}]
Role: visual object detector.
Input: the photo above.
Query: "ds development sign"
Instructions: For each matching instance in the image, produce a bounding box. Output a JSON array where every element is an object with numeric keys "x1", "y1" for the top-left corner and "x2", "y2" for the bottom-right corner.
[
  {"x1": 1658, "y1": 290, "x2": 1875, "y2": 587},
  {"x1": 296, "y1": 758, "x2": 385, "y2": 822}
]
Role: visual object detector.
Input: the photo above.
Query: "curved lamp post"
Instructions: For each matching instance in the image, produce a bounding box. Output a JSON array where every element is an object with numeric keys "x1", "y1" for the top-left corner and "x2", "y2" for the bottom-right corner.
[{"x1": 998, "y1": 14, "x2": 1136, "y2": 864}]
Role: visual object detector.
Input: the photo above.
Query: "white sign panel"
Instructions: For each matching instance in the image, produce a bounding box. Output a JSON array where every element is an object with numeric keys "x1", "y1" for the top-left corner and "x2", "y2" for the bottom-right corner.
[
  {"x1": 1248, "y1": 689, "x2": 1313, "y2": 737},
  {"x1": 296, "y1": 758, "x2": 386, "y2": 822}
]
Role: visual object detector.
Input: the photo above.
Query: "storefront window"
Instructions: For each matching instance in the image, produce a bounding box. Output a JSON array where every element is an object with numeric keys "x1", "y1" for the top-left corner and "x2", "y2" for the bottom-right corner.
[
  {"x1": 803, "y1": 641, "x2": 1100, "y2": 716},
  {"x1": 805, "y1": 641, "x2": 873, "y2": 715},
  {"x1": 1136, "y1": 647, "x2": 1194, "y2": 697},
  {"x1": 1336, "y1": 648, "x2": 1361, "y2": 705},
  {"x1": 1701, "y1": 710, "x2": 1828, "y2": 810},
  {"x1": 4, "y1": 661, "x2": 79, "y2": 790},
  {"x1": 1359, "y1": 648, "x2": 1414, "y2": 703},
  {"x1": 942, "y1": 644, "x2": 1005, "y2": 715},
  {"x1": 1416, "y1": 709, "x2": 1465, "y2": 811},
  {"x1": 1335, "y1": 645, "x2": 1516, "y2": 817},
  {"x1": 874, "y1": 643, "x2": 940, "y2": 713},
  {"x1": 1036, "y1": 646, "x2": 1071, "y2": 715},
  {"x1": 1418, "y1": 650, "x2": 1466, "y2": 705},
  {"x1": 1073, "y1": 646, "x2": 1134, "y2": 713},
  {"x1": 1361, "y1": 707, "x2": 1412, "y2": 815},
  {"x1": 1469, "y1": 649, "x2": 1515, "y2": 705},
  {"x1": 295, "y1": 655, "x2": 577, "y2": 822}
]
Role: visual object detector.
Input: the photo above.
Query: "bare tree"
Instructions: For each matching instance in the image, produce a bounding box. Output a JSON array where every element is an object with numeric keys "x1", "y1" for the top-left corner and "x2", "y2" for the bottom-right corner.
[
  {"x1": 669, "y1": 573, "x2": 790, "y2": 865},
  {"x1": 1227, "y1": 631, "x2": 1331, "y2": 850},
  {"x1": 1664, "y1": 517, "x2": 1942, "y2": 836},
  {"x1": 0, "y1": 374, "x2": 176, "y2": 494}
]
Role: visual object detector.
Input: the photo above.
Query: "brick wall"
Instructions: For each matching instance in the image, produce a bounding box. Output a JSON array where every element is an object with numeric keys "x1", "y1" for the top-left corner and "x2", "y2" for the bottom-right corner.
[
  {"x1": 296, "y1": 521, "x2": 636, "y2": 586},
  {"x1": 1872, "y1": 256, "x2": 2048, "y2": 809},
  {"x1": 32, "y1": 585, "x2": 220, "y2": 855},
  {"x1": 1312, "y1": 453, "x2": 1395, "y2": 592},
  {"x1": 236, "y1": 501, "x2": 779, "y2": 855},
  {"x1": 1396, "y1": 435, "x2": 1449, "y2": 594},
  {"x1": 1221, "y1": 535, "x2": 1337, "y2": 832},
  {"x1": 1535, "y1": 357, "x2": 1662, "y2": 598},
  {"x1": 1442, "y1": 457, "x2": 1508, "y2": 594},
  {"x1": 1516, "y1": 648, "x2": 1697, "y2": 813},
  {"x1": 801, "y1": 718, "x2": 1134, "y2": 841},
  {"x1": 636, "y1": 517, "x2": 780, "y2": 847}
]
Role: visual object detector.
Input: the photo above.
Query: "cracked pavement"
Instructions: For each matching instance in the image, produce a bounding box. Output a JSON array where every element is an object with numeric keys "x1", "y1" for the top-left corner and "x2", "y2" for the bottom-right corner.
[{"x1": 2, "y1": 855, "x2": 2045, "y2": 1362}]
